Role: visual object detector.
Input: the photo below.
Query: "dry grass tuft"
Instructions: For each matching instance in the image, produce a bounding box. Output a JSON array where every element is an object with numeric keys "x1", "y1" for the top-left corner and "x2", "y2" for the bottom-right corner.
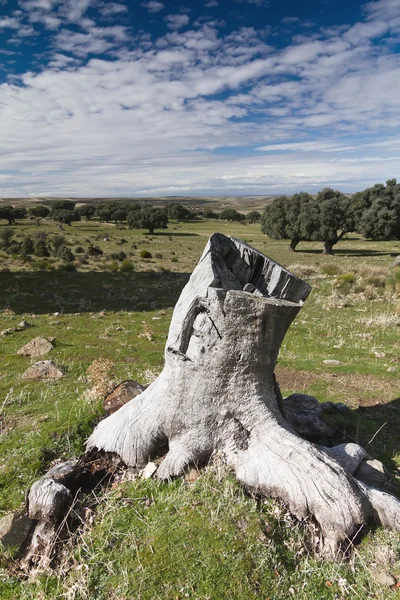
[
  {"x1": 287, "y1": 264, "x2": 321, "y2": 279},
  {"x1": 357, "y1": 313, "x2": 400, "y2": 328},
  {"x1": 85, "y1": 358, "x2": 115, "y2": 402}
]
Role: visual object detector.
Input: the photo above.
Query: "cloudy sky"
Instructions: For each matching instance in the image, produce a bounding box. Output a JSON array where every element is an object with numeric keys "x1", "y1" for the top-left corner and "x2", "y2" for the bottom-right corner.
[{"x1": 0, "y1": 0, "x2": 399, "y2": 197}]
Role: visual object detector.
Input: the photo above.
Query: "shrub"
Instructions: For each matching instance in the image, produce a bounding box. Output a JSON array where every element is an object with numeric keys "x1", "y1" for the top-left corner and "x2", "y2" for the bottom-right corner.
[
  {"x1": 120, "y1": 259, "x2": 135, "y2": 272},
  {"x1": 109, "y1": 251, "x2": 127, "y2": 261},
  {"x1": 320, "y1": 264, "x2": 342, "y2": 276},
  {"x1": 88, "y1": 244, "x2": 103, "y2": 256},
  {"x1": 58, "y1": 262, "x2": 76, "y2": 272},
  {"x1": 140, "y1": 250, "x2": 152, "y2": 259},
  {"x1": 107, "y1": 261, "x2": 119, "y2": 272},
  {"x1": 33, "y1": 239, "x2": 50, "y2": 257},
  {"x1": 75, "y1": 246, "x2": 85, "y2": 253},
  {"x1": 33, "y1": 259, "x2": 52, "y2": 270},
  {"x1": 7, "y1": 241, "x2": 21, "y2": 255},
  {"x1": 21, "y1": 236, "x2": 34, "y2": 255},
  {"x1": 57, "y1": 245, "x2": 75, "y2": 262},
  {"x1": 155, "y1": 253, "x2": 163, "y2": 259},
  {"x1": 171, "y1": 257, "x2": 178, "y2": 263}
]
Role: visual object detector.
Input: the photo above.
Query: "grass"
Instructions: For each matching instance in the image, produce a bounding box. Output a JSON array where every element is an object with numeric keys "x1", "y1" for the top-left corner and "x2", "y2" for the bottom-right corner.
[{"x1": 0, "y1": 217, "x2": 400, "y2": 598}]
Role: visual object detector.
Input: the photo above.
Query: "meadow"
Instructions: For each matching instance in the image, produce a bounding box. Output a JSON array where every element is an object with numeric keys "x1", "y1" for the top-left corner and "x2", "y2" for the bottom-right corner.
[{"x1": 0, "y1": 216, "x2": 399, "y2": 599}]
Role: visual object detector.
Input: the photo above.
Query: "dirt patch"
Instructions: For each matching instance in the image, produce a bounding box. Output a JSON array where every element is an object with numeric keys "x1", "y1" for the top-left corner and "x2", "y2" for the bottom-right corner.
[{"x1": 276, "y1": 366, "x2": 399, "y2": 408}]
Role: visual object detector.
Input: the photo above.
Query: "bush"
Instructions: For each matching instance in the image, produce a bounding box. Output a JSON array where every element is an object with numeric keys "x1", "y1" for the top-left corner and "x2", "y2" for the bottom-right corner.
[
  {"x1": 57, "y1": 245, "x2": 75, "y2": 262},
  {"x1": 107, "y1": 261, "x2": 119, "y2": 272},
  {"x1": 21, "y1": 236, "x2": 34, "y2": 255},
  {"x1": 171, "y1": 257, "x2": 178, "y2": 263},
  {"x1": 58, "y1": 262, "x2": 76, "y2": 272},
  {"x1": 120, "y1": 259, "x2": 135, "y2": 272},
  {"x1": 7, "y1": 242, "x2": 21, "y2": 255},
  {"x1": 33, "y1": 239, "x2": 50, "y2": 257},
  {"x1": 140, "y1": 250, "x2": 152, "y2": 259},
  {"x1": 33, "y1": 259, "x2": 52, "y2": 270},
  {"x1": 154, "y1": 253, "x2": 163, "y2": 259},
  {"x1": 75, "y1": 246, "x2": 85, "y2": 254},
  {"x1": 88, "y1": 244, "x2": 103, "y2": 256},
  {"x1": 320, "y1": 264, "x2": 342, "y2": 276},
  {"x1": 109, "y1": 251, "x2": 127, "y2": 261}
]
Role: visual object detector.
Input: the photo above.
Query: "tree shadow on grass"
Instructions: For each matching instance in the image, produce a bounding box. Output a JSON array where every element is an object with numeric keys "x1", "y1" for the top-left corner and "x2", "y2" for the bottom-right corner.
[
  {"x1": 0, "y1": 270, "x2": 190, "y2": 314},
  {"x1": 145, "y1": 232, "x2": 200, "y2": 237},
  {"x1": 329, "y1": 396, "x2": 400, "y2": 478},
  {"x1": 297, "y1": 248, "x2": 394, "y2": 257}
]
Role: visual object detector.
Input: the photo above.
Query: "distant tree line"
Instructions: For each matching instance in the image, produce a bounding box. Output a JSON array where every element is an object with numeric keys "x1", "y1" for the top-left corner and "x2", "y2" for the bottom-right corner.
[{"x1": 261, "y1": 180, "x2": 400, "y2": 254}]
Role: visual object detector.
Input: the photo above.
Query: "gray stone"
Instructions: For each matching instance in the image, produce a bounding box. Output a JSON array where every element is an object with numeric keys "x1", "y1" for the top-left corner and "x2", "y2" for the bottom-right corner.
[
  {"x1": 21, "y1": 360, "x2": 64, "y2": 381},
  {"x1": 142, "y1": 462, "x2": 157, "y2": 479},
  {"x1": 368, "y1": 566, "x2": 397, "y2": 587},
  {"x1": 323, "y1": 359, "x2": 342, "y2": 366},
  {"x1": 0, "y1": 512, "x2": 34, "y2": 549},
  {"x1": 19, "y1": 320, "x2": 32, "y2": 329},
  {"x1": 17, "y1": 336, "x2": 54, "y2": 358},
  {"x1": 1, "y1": 328, "x2": 16, "y2": 336}
]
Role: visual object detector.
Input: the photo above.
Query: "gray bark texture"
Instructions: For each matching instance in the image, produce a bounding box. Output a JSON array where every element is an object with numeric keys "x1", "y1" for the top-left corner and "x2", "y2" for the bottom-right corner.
[{"x1": 87, "y1": 233, "x2": 400, "y2": 557}]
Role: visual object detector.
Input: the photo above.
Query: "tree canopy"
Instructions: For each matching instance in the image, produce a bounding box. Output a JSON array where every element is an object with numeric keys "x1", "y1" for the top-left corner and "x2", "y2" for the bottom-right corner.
[
  {"x1": 127, "y1": 207, "x2": 168, "y2": 234},
  {"x1": 261, "y1": 190, "x2": 355, "y2": 254}
]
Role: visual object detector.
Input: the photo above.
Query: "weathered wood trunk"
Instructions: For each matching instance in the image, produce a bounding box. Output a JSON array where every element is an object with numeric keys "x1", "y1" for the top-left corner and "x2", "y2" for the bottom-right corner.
[
  {"x1": 288, "y1": 238, "x2": 300, "y2": 252},
  {"x1": 85, "y1": 233, "x2": 400, "y2": 557}
]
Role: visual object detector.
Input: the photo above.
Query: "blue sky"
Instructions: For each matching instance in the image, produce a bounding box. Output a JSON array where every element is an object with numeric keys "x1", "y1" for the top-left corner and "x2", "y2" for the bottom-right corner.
[{"x1": 0, "y1": 0, "x2": 399, "y2": 197}]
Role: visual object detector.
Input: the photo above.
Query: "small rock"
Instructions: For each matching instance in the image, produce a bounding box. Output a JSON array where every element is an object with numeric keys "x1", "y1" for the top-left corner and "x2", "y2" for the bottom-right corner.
[
  {"x1": 368, "y1": 566, "x2": 397, "y2": 587},
  {"x1": 17, "y1": 336, "x2": 54, "y2": 358},
  {"x1": 1, "y1": 328, "x2": 16, "y2": 336},
  {"x1": 373, "y1": 351, "x2": 386, "y2": 358},
  {"x1": 18, "y1": 320, "x2": 32, "y2": 329},
  {"x1": 104, "y1": 380, "x2": 145, "y2": 414},
  {"x1": 98, "y1": 311, "x2": 106, "y2": 318},
  {"x1": 142, "y1": 462, "x2": 157, "y2": 479},
  {"x1": 322, "y1": 359, "x2": 342, "y2": 366},
  {"x1": 53, "y1": 312, "x2": 60, "y2": 317},
  {"x1": 0, "y1": 512, "x2": 34, "y2": 549},
  {"x1": 335, "y1": 402, "x2": 351, "y2": 415},
  {"x1": 387, "y1": 366, "x2": 396, "y2": 373},
  {"x1": 21, "y1": 360, "x2": 64, "y2": 381}
]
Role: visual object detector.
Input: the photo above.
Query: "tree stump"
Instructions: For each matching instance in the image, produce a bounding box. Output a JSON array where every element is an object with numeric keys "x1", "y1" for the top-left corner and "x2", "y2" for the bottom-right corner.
[{"x1": 82, "y1": 233, "x2": 399, "y2": 557}]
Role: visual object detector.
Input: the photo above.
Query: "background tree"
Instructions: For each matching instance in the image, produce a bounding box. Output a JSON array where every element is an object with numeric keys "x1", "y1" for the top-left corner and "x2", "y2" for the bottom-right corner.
[
  {"x1": 111, "y1": 208, "x2": 127, "y2": 225},
  {"x1": 53, "y1": 210, "x2": 81, "y2": 226},
  {"x1": 0, "y1": 205, "x2": 27, "y2": 225},
  {"x1": 219, "y1": 208, "x2": 243, "y2": 222},
  {"x1": 50, "y1": 201, "x2": 76, "y2": 214},
  {"x1": 202, "y1": 207, "x2": 219, "y2": 219},
  {"x1": 127, "y1": 207, "x2": 168, "y2": 234},
  {"x1": 28, "y1": 205, "x2": 50, "y2": 219},
  {"x1": 166, "y1": 203, "x2": 193, "y2": 221},
  {"x1": 262, "y1": 190, "x2": 354, "y2": 254},
  {"x1": 78, "y1": 204, "x2": 96, "y2": 220},
  {"x1": 246, "y1": 211, "x2": 261, "y2": 224},
  {"x1": 358, "y1": 179, "x2": 400, "y2": 240}
]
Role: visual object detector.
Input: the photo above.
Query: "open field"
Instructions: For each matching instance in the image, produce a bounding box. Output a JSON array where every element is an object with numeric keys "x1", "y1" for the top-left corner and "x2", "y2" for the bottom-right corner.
[
  {"x1": 0, "y1": 195, "x2": 276, "y2": 213},
  {"x1": 0, "y1": 217, "x2": 399, "y2": 599}
]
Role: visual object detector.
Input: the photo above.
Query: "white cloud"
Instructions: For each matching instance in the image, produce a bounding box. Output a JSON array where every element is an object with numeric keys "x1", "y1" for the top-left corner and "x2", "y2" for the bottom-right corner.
[
  {"x1": 99, "y1": 2, "x2": 128, "y2": 17},
  {"x1": 165, "y1": 14, "x2": 190, "y2": 30},
  {"x1": 0, "y1": 0, "x2": 400, "y2": 195},
  {"x1": 141, "y1": 1, "x2": 164, "y2": 13}
]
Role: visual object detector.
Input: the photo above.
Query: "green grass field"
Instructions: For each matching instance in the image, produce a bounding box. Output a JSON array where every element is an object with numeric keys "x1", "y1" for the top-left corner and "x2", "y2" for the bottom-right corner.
[{"x1": 0, "y1": 217, "x2": 399, "y2": 599}]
